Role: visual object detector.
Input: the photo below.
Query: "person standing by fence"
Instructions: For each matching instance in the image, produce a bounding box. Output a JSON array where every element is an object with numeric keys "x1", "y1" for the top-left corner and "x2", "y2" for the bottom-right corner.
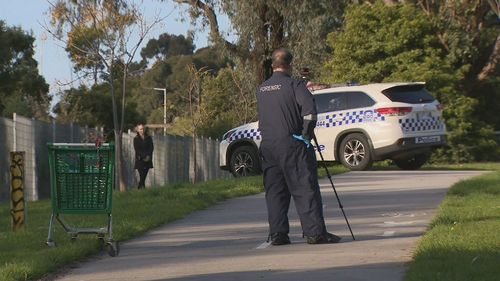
[{"x1": 134, "y1": 124, "x2": 154, "y2": 189}]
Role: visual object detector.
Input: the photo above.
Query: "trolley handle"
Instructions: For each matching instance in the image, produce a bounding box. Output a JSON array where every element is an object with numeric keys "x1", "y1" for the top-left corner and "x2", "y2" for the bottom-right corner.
[{"x1": 49, "y1": 143, "x2": 112, "y2": 147}]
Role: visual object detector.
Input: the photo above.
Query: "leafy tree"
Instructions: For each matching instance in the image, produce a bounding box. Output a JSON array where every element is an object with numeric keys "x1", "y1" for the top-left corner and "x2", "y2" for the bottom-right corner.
[
  {"x1": 407, "y1": 0, "x2": 500, "y2": 132},
  {"x1": 49, "y1": 0, "x2": 161, "y2": 191},
  {"x1": 155, "y1": 48, "x2": 229, "y2": 121},
  {"x1": 323, "y1": 2, "x2": 497, "y2": 162},
  {"x1": 54, "y1": 84, "x2": 143, "y2": 131},
  {"x1": 172, "y1": 0, "x2": 346, "y2": 85},
  {"x1": 140, "y1": 33, "x2": 195, "y2": 63},
  {"x1": 197, "y1": 66, "x2": 257, "y2": 138},
  {"x1": 0, "y1": 21, "x2": 50, "y2": 119}
]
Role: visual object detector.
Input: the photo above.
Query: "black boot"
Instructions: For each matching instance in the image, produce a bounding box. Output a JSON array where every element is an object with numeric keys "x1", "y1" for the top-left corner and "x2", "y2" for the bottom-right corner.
[
  {"x1": 268, "y1": 233, "x2": 291, "y2": 246},
  {"x1": 306, "y1": 232, "x2": 341, "y2": 244}
]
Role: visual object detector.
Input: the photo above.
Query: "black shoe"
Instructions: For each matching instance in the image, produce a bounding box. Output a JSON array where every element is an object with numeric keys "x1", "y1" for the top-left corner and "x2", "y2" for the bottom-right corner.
[
  {"x1": 269, "y1": 233, "x2": 291, "y2": 246},
  {"x1": 306, "y1": 232, "x2": 341, "y2": 244}
]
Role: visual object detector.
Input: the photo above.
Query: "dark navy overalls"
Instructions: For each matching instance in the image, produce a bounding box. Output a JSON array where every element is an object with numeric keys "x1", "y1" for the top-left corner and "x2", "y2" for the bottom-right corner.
[{"x1": 257, "y1": 71, "x2": 327, "y2": 237}]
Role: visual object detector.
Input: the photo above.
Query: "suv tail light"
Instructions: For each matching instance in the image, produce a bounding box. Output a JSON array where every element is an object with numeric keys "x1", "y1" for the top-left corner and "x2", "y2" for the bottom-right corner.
[{"x1": 376, "y1": 107, "x2": 412, "y2": 116}]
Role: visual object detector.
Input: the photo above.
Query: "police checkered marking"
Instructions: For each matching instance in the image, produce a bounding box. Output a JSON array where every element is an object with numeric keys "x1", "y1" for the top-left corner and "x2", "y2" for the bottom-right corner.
[
  {"x1": 399, "y1": 116, "x2": 443, "y2": 132},
  {"x1": 228, "y1": 128, "x2": 261, "y2": 143},
  {"x1": 318, "y1": 110, "x2": 385, "y2": 128}
]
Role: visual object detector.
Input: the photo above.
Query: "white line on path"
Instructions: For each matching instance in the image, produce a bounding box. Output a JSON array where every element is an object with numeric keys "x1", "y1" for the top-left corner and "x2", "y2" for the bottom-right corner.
[
  {"x1": 372, "y1": 220, "x2": 425, "y2": 227},
  {"x1": 379, "y1": 231, "x2": 396, "y2": 237},
  {"x1": 256, "y1": 241, "x2": 272, "y2": 249}
]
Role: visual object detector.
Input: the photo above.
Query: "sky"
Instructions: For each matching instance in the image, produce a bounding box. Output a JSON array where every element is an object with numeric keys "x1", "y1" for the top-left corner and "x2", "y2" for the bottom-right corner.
[{"x1": 0, "y1": 0, "x2": 231, "y2": 109}]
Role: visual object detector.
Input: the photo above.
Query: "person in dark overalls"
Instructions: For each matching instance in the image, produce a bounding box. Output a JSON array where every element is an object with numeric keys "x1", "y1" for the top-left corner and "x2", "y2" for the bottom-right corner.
[
  {"x1": 257, "y1": 48, "x2": 341, "y2": 245},
  {"x1": 134, "y1": 124, "x2": 154, "y2": 189}
]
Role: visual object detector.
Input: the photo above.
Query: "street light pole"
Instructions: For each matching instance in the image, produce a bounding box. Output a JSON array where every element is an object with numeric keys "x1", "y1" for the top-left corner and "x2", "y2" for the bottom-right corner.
[{"x1": 153, "y1": 88, "x2": 167, "y2": 135}]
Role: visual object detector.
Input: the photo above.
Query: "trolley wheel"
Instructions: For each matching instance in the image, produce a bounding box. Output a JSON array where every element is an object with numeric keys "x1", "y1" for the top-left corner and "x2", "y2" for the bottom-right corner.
[
  {"x1": 107, "y1": 241, "x2": 120, "y2": 257},
  {"x1": 46, "y1": 240, "x2": 56, "y2": 248},
  {"x1": 97, "y1": 235, "x2": 106, "y2": 250}
]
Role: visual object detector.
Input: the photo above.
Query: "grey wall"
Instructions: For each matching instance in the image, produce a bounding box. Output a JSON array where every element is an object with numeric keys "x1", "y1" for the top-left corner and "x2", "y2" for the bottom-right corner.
[{"x1": 0, "y1": 114, "x2": 231, "y2": 202}]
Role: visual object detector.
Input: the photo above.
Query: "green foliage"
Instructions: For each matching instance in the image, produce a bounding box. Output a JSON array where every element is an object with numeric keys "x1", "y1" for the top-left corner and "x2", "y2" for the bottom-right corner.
[
  {"x1": 53, "y1": 44, "x2": 229, "y2": 137},
  {"x1": 54, "y1": 84, "x2": 144, "y2": 132},
  {"x1": 168, "y1": 66, "x2": 258, "y2": 139},
  {"x1": 0, "y1": 21, "x2": 50, "y2": 119},
  {"x1": 324, "y1": 3, "x2": 458, "y2": 86},
  {"x1": 197, "y1": 67, "x2": 257, "y2": 138},
  {"x1": 145, "y1": 47, "x2": 229, "y2": 126},
  {"x1": 140, "y1": 33, "x2": 195, "y2": 63},
  {"x1": 50, "y1": 0, "x2": 138, "y2": 82},
  {"x1": 323, "y1": 3, "x2": 498, "y2": 162},
  {"x1": 179, "y1": 0, "x2": 345, "y2": 84}
]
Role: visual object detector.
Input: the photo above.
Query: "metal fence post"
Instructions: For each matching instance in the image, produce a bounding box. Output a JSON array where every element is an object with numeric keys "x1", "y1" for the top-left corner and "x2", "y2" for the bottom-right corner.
[
  {"x1": 31, "y1": 117, "x2": 38, "y2": 201},
  {"x1": 52, "y1": 119, "x2": 56, "y2": 142}
]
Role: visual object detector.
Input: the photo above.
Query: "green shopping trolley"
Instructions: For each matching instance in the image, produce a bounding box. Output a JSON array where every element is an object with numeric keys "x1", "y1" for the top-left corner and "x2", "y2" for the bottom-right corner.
[{"x1": 46, "y1": 143, "x2": 119, "y2": 256}]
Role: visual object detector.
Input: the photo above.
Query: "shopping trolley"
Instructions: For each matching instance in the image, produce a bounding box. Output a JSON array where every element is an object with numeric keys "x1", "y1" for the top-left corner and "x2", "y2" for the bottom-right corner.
[{"x1": 46, "y1": 143, "x2": 119, "y2": 256}]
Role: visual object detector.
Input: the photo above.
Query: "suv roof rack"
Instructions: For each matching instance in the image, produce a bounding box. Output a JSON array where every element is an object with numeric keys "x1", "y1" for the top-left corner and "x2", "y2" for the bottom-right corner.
[{"x1": 307, "y1": 81, "x2": 360, "y2": 91}]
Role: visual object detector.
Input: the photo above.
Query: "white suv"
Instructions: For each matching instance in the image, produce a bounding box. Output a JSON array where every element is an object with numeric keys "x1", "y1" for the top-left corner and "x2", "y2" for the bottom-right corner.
[{"x1": 220, "y1": 82, "x2": 446, "y2": 177}]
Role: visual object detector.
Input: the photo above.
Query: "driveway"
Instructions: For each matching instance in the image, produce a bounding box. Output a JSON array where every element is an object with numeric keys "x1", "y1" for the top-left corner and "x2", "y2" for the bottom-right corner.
[{"x1": 54, "y1": 170, "x2": 485, "y2": 281}]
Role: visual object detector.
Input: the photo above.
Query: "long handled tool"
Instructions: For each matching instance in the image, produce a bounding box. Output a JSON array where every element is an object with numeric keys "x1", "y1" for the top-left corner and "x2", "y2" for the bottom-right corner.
[{"x1": 313, "y1": 136, "x2": 356, "y2": 240}]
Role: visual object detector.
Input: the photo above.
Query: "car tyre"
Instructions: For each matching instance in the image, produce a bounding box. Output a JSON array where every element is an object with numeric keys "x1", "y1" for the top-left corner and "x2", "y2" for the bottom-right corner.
[
  {"x1": 393, "y1": 152, "x2": 430, "y2": 170},
  {"x1": 339, "y1": 133, "x2": 373, "y2": 171},
  {"x1": 230, "y1": 146, "x2": 261, "y2": 177}
]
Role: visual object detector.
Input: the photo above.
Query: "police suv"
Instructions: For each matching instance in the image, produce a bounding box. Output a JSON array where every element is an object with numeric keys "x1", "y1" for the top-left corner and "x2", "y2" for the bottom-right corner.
[{"x1": 220, "y1": 82, "x2": 446, "y2": 177}]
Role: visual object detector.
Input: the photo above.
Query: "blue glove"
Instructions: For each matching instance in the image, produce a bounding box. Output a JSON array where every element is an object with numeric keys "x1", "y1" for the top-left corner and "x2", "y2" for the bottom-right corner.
[{"x1": 292, "y1": 134, "x2": 311, "y2": 148}]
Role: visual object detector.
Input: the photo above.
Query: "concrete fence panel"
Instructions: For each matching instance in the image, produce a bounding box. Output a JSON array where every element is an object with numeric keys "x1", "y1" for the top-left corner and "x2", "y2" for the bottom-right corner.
[{"x1": 0, "y1": 114, "x2": 232, "y2": 202}]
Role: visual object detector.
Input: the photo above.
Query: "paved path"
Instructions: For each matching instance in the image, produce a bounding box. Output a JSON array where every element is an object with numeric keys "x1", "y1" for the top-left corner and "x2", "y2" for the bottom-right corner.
[{"x1": 55, "y1": 170, "x2": 485, "y2": 281}]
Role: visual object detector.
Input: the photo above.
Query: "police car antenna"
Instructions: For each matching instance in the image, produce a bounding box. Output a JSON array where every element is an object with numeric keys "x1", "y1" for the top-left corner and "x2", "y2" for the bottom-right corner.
[{"x1": 313, "y1": 136, "x2": 356, "y2": 240}]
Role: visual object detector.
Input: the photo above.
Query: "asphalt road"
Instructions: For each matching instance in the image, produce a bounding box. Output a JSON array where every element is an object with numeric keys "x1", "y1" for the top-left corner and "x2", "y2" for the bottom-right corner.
[{"x1": 53, "y1": 170, "x2": 485, "y2": 281}]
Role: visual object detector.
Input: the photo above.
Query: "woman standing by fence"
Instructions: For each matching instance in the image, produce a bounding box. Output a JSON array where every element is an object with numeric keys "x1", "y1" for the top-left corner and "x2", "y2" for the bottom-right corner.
[{"x1": 134, "y1": 124, "x2": 154, "y2": 189}]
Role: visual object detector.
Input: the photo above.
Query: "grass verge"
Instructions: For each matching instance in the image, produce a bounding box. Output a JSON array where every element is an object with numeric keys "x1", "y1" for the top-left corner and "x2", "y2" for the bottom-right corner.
[
  {"x1": 0, "y1": 164, "x2": 347, "y2": 281},
  {"x1": 0, "y1": 176, "x2": 264, "y2": 281},
  {"x1": 404, "y1": 163, "x2": 500, "y2": 281}
]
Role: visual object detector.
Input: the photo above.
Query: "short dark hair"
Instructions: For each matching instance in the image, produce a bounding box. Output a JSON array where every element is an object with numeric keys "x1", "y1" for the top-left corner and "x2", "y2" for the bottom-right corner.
[{"x1": 272, "y1": 48, "x2": 293, "y2": 69}]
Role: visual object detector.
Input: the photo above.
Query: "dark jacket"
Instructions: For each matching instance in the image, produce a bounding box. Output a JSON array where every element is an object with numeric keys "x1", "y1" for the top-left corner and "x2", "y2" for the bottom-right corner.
[
  {"x1": 256, "y1": 71, "x2": 317, "y2": 144},
  {"x1": 134, "y1": 134, "x2": 154, "y2": 170}
]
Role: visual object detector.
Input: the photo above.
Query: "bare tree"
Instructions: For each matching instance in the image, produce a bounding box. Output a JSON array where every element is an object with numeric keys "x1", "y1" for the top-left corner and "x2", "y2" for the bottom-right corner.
[
  {"x1": 186, "y1": 63, "x2": 209, "y2": 184},
  {"x1": 47, "y1": 0, "x2": 162, "y2": 191}
]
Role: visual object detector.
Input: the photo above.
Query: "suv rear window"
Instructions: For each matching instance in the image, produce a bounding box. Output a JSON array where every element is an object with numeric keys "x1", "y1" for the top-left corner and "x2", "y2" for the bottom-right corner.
[
  {"x1": 315, "y1": 91, "x2": 375, "y2": 113},
  {"x1": 382, "y1": 85, "x2": 435, "y2": 104},
  {"x1": 346, "y1": 91, "x2": 375, "y2": 109},
  {"x1": 315, "y1": 93, "x2": 347, "y2": 113}
]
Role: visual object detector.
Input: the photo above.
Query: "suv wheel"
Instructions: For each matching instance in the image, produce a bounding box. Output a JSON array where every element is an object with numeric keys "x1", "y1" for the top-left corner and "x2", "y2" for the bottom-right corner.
[
  {"x1": 393, "y1": 152, "x2": 430, "y2": 170},
  {"x1": 339, "y1": 133, "x2": 373, "y2": 171},
  {"x1": 230, "y1": 146, "x2": 260, "y2": 177}
]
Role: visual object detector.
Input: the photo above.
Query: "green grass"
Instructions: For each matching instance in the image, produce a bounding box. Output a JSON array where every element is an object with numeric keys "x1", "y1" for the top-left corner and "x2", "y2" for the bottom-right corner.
[
  {"x1": 0, "y1": 176, "x2": 264, "y2": 281},
  {"x1": 2, "y1": 162, "x2": 497, "y2": 281},
  {"x1": 317, "y1": 163, "x2": 349, "y2": 178},
  {"x1": 370, "y1": 160, "x2": 500, "y2": 171},
  {"x1": 404, "y1": 163, "x2": 500, "y2": 281},
  {"x1": 0, "y1": 164, "x2": 347, "y2": 281}
]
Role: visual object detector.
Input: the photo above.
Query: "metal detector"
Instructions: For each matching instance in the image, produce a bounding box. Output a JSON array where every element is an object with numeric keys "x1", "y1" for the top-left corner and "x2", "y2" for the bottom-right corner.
[{"x1": 313, "y1": 136, "x2": 356, "y2": 240}]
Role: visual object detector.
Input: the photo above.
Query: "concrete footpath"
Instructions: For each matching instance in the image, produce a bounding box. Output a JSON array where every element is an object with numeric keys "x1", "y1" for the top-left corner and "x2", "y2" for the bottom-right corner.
[{"x1": 54, "y1": 170, "x2": 485, "y2": 281}]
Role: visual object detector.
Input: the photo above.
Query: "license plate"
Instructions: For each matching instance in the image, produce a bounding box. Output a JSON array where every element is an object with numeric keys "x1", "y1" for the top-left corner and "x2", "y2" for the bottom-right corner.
[
  {"x1": 416, "y1": 112, "x2": 431, "y2": 120},
  {"x1": 415, "y1": 136, "x2": 441, "y2": 144}
]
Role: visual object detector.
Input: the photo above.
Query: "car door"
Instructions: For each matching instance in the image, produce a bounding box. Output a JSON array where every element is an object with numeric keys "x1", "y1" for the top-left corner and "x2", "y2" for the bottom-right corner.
[{"x1": 314, "y1": 92, "x2": 347, "y2": 160}]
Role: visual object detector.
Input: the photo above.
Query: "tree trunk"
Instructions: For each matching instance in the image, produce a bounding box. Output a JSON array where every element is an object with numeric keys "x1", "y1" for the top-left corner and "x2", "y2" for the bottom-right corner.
[
  {"x1": 478, "y1": 34, "x2": 500, "y2": 81},
  {"x1": 109, "y1": 62, "x2": 127, "y2": 192},
  {"x1": 115, "y1": 131, "x2": 127, "y2": 191},
  {"x1": 192, "y1": 132, "x2": 197, "y2": 184},
  {"x1": 189, "y1": 85, "x2": 197, "y2": 184}
]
